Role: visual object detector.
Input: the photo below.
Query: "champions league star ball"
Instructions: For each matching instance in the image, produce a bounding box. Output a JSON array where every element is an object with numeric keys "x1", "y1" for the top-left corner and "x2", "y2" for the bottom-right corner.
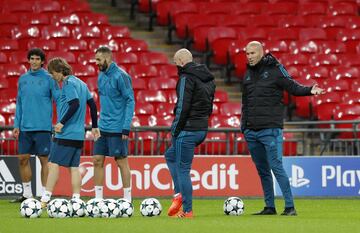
[
  {"x1": 47, "y1": 198, "x2": 73, "y2": 218},
  {"x1": 117, "y1": 198, "x2": 134, "y2": 218},
  {"x1": 85, "y1": 198, "x2": 103, "y2": 218},
  {"x1": 70, "y1": 198, "x2": 86, "y2": 217},
  {"x1": 100, "y1": 199, "x2": 121, "y2": 218},
  {"x1": 20, "y1": 198, "x2": 43, "y2": 218},
  {"x1": 140, "y1": 198, "x2": 162, "y2": 217},
  {"x1": 223, "y1": 197, "x2": 245, "y2": 216}
]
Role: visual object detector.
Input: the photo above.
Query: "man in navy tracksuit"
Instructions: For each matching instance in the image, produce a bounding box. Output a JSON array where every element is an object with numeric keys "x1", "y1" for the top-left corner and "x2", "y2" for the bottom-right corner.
[
  {"x1": 166, "y1": 48, "x2": 216, "y2": 218},
  {"x1": 93, "y1": 46, "x2": 135, "y2": 202},
  {"x1": 241, "y1": 41, "x2": 325, "y2": 216},
  {"x1": 11, "y1": 48, "x2": 57, "y2": 203}
]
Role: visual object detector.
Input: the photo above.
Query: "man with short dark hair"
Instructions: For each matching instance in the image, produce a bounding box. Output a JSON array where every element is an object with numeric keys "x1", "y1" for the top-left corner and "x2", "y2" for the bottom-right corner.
[
  {"x1": 241, "y1": 41, "x2": 325, "y2": 216},
  {"x1": 93, "y1": 46, "x2": 135, "y2": 202},
  {"x1": 11, "y1": 48, "x2": 56, "y2": 203}
]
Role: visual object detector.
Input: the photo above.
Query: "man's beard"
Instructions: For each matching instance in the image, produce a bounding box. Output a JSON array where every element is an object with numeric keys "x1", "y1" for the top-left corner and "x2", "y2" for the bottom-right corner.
[{"x1": 99, "y1": 61, "x2": 109, "y2": 71}]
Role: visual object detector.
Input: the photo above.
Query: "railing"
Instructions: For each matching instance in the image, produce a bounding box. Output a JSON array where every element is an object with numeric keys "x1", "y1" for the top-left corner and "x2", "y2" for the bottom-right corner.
[{"x1": 0, "y1": 120, "x2": 359, "y2": 156}]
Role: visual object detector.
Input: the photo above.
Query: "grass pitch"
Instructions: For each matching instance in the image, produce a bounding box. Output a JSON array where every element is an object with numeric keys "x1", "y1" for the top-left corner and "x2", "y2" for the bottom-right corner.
[{"x1": 0, "y1": 198, "x2": 358, "y2": 233}]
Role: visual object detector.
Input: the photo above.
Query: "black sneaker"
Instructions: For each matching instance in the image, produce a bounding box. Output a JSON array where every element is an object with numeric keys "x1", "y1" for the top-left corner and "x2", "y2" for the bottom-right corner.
[
  {"x1": 281, "y1": 207, "x2": 297, "y2": 216},
  {"x1": 9, "y1": 196, "x2": 27, "y2": 203},
  {"x1": 252, "y1": 207, "x2": 277, "y2": 215}
]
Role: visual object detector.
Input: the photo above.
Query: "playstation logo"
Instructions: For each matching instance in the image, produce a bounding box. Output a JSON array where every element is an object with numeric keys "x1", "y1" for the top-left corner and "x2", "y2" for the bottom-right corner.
[{"x1": 290, "y1": 165, "x2": 310, "y2": 188}]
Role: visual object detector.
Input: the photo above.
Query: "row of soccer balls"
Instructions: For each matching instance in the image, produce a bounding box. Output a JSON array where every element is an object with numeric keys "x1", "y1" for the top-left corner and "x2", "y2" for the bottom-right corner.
[{"x1": 20, "y1": 196, "x2": 245, "y2": 218}]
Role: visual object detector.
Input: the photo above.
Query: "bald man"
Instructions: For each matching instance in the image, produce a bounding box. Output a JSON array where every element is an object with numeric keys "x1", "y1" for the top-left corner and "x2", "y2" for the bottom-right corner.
[
  {"x1": 241, "y1": 42, "x2": 325, "y2": 216},
  {"x1": 165, "y1": 48, "x2": 216, "y2": 218},
  {"x1": 93, "y1": 46, "x2": 135, "y2": 202}
]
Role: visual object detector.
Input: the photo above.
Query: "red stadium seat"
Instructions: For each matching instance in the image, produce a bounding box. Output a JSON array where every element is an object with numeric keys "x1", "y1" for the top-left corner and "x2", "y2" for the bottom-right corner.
[
  {"x1": 78, "y1": 13, "x2": 109, "y2": 27},
  {"x1": 148, "y1": 78, "x2": 176, "y2": 90},
  {"x1": 200, "y1": 132, "x2": 227, "y2": 155},
  {"x1": 156, "y1": 1, "x2": 198, "y2": 26},
  {"x1": 278, "y1": 16, "x2": 307, "y2": 29},
  {"x1": 263, "y1": 3, "x2": 298, "y2": 15},
  {"x1": 11, "y1": 26, "x2": 40, "y2": 41},
  {"x1": 339, "y1": 54, "x2": 360, "y2": 68},
  {"x1": 0, "y1": 14, "x2": 20, "y2": 26},
  {"x1": 42, "y1": 26, "x2": 71, "y2": 40},
  {"x1": 77, "y1": 52, "x2": 97, "y2": 66},
  {"x1": 314, "y1": 92, "x2": 341, "y2": 120},
  {"x1": 283, "y1": 132, "x2": 298, "y2": 156},
  {"x1": 165, "y1": 90, "x2": 177, "y2": 104},
  {"x1": 48, "y1": 51, "x2": 76, "y2": 64},
  {"x1": 132, "y1": 78, "x2": 147, "y2": 91},
  {"x1": 211, "y1": 38, "x2": 238, "y2": 65},
  {"x1": 233, "y1": 2, "x2": 262, "y2": 15},
  {"x1": 152, "y1": 114, "x2": 174, "y2": 127},
  {"x1": 318, "y1": 16, "x2": 347, "y2": 39},
  {"x1": 136, "y1": 90, "x2": 167, "y2": 103},
  {"x1": 236, "y1": 28, "x2": 268, "y2": 41},
  {"x1": 268, "y1": 28, "x2": 298, "y2": 42},
  {"x1": 334, "y1": 104, "x2": 360, "y2": 138},
  {"x1": 72, "y1": 64, "x2": 97, "y2": 78},
  {"x1": 219, "y1": 15, "x2": 248, "y2": 28},
  {"x1": 318, "y1": 41, "x2": 346, "y2": 54},
  {"x1": 0, "y1": 64, "x2": 27, "y2": 78},
  {"x1": 51, "y1": 13, "x2": 81, "y2": 29},
  {"x1": 8, "y1": 51, "x2": 28, "y2": 65},
  {"x1": 174, "y1": 13, "x2": 218, "y2": 39},
  {"x1": 193, "y1": 26, "x2": 237, "y2": 52},
  {"x1": 219, "y1": 102, "x2": 242, "y2": 117},
  {"x1": 135, "y1": 102, "x2": 155, "y2": 116},
  {"x1": 263, "y1": 41, "x2": 289, "y2": 57},
  {"x1": 118, "y1": 39, "x2": 148, "y2": 53},
  {"x1": 294, "y1": 78, "x2": 317, "y2": 118},
  {"x1": 72, "y1": 26, "x2": 101, "y2": 40},
  {"x1": 0, "y1": 79, "x2": 9, "y2": 89},
  {"x1": 61, "y1": 2, "x2": 91, "y2": 14},
  {"x1": 328, "y1": 2, "x2": 358, "y2": 16},
  {"x1": 336, "y1": 29, "x2": 360, "y2": 51},
  {"x1": 158, "y1": 64, "x2": 178, "y2": 79},
  {"x1": 102, "y1": 26, "x2": 131, "y2": 40},
  {"x1": 156, "y1": 103, "x2": 174, "y2": 116},
  {"x1": 0, "y1": 88, "x2": 17, "y2": 102},
  {"x1": 210, "y1": 115, "x2": 240, "y2": 128},
  {"x1": 33, "y1": 1, "x2": 61, "y2": 13},
  {"x1": 310, "y1": 54, "x2": 339, "y2": 67},
  {"x1": 302, "y1": 66, "x2": 329, "y2": 84},
  {"x1": 323, "y1": 79, "x2": 350, "y2": 94},
  {"x1": 299, "y1": 28, "x2": 327, "y2": 41},
  {"x1": 0, "y1": 53, "x2": 7, "y2": 64},
  {"x1": 289, "y1": 41, "x2": 319, "y2": 54},
  {"x1": 233, "y1": 52, "x2": 248, "y2": 78},
  {"x1": 214, "y1": 91, "x2": 229, "y2": 103},
  {"x1": 129, "y1": 65, "x2": 158, "y2": 79},
  {"x1": 58, "y1": 39, "x2": 87, "y2": 52},
  {"x1": 20, "y1": 14, "x2": 50, "y2": 27},
  {"x1": 298, "y1": 3, "x2": 327, "y2": 16},
  {"x1": 88, "y1": 39, "x2": 119, "y2": 52},
  {"x1": 113, "y1": 52, "x2": 138, "y2": 70},
  {"x1": 85, "y1": 78, "x2": 98, "y2": 91},
  {"x1": 330, "y1": 67, "x2": 359, "y2": 86},
  {"x1": 27, "y1": 39, "x2": 57, "y2": 51},
  {"x1": 2, "y1": 1, "x2": 33, "y2": 13},
  {"x1": 278, "y1": 54, "x2": 309, "y2": 69},
  {"x1": 139, "y1": 52, "x2": 169, "y2": 66},
  {"x1": 342, "y1": 92, "x2": 360, "y2": 105}
]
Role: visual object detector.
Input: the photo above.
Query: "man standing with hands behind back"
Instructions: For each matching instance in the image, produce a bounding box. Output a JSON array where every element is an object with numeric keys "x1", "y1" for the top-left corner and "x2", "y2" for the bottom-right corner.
[{"x1": 241, "y1": 41, "x2": 325, "y2": 216}]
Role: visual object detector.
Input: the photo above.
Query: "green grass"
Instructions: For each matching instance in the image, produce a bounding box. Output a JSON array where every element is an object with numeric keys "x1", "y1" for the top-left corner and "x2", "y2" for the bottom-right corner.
[{"x1": 0, "y1": 198, "x2": 359, "y2": 233}]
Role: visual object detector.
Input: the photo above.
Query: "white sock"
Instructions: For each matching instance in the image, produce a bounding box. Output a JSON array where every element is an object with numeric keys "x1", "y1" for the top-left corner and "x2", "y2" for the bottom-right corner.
[
  {"x1": 95, "y1": 186, "x2": 103, "y2": 199},
  {"x1": 72, "y1": 193, "x2": 80, "y2": 199},
  {"x1": 22, "y1": 182, "x2": 33, "y2": 198},
  {"x1": 123, "y1": 187, "x2": 132, "y2": 203},
  {"x1": 41, "y1": 186, "x2": 46, "y2": 196},
  {"x1": 174, "y1": 193, "x2": 181, "y2": 198},
  {"x1": 40, "y1": 191, "x2": 52, "y2": 203}
]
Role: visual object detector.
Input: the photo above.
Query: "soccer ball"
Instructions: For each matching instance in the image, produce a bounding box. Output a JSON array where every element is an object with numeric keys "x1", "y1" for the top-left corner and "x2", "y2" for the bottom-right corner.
[
  {"x1": 223, "y1": 197, "x2": 244, "y2": 216},
  {"x1": 70, "y1": 198, "x2": 86, "y2": 217},
  {"x1": 140, "y1": 198, "x2": 162, "y2": 217},
  {"x1": 47, "y1": 198, "x2": 73, "y2": 218},
  {"x1": 117, "y1": 198, "x2": 133, "y2": 218},
  {"x1": 86, "y1": 198, "x2": 103, "y2": 218},
  {"x1": 20, "y1": 198, "x2": 43, "y2": 218},
  {"x1": 100, "y1": 199, "x2": 121, "y2": 218}
]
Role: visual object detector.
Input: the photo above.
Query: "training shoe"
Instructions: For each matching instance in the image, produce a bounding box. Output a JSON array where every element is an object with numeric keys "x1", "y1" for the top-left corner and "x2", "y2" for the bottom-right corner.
[
  {"x1": 252, "y1": 207, "x2": 277, "y2": 215},
  {"x1": 281, "y1": 207, "x2": 297, "y2": 216},
  {"x1": 177, "y1": 211, "x2": 193, "y2": 218},
  {"x1": 41, "y1": 201, "x2": 48, "y2": 209},
  {"x1": 167, "y1": 194, "x2": 182, "y2": 216},
  {"x1": 9, "y1": 196, "x2": 28, "y2": 203}
]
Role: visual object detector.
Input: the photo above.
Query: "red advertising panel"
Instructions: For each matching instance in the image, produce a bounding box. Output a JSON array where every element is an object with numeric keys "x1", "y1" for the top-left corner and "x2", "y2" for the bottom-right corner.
[{"x1": 52, "y1": 156, "x2": 262, "y2": 197}]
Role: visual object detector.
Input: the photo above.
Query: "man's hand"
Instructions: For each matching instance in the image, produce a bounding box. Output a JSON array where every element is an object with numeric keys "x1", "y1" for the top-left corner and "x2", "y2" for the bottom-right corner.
[
  {"x1": 92, "y1": 128, "x2": 101, "y2": 141},
  {"x1": 311, "y1": 84, "x2": 326, "y2": 95},
  {"x1": 54, "y1": 123, "x2": 64, "y2": 133},
  {"x1": 13, "y1": 128, "x2": 20, "y2": 139}
]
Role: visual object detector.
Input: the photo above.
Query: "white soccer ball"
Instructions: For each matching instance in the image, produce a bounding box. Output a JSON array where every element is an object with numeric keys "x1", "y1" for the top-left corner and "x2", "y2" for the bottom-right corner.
[
  {"x1": 140, "y1": 198, "x2": 162, "y2": 217},
  {"x1": 47, "y1": 198, "x2": 73, "y2": 218},
  {"x1": 70, "y1": 198, "x2": 86, "y2": 217},
  {"x1": 20, "y1": 198, "x2": 43, "y2": 218},
  {"x1": 86, "y1": 198, "x2": 103, "y2": 218},
  {"x1": 117, "y1": 198, "x2": 133, "y2": 218},
  {"x1": 223, "y1": 197, "x2": 244, "y2": 216},
  {"x1": 100, "y1": 199, "x2": 121, "y2": 218}
]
